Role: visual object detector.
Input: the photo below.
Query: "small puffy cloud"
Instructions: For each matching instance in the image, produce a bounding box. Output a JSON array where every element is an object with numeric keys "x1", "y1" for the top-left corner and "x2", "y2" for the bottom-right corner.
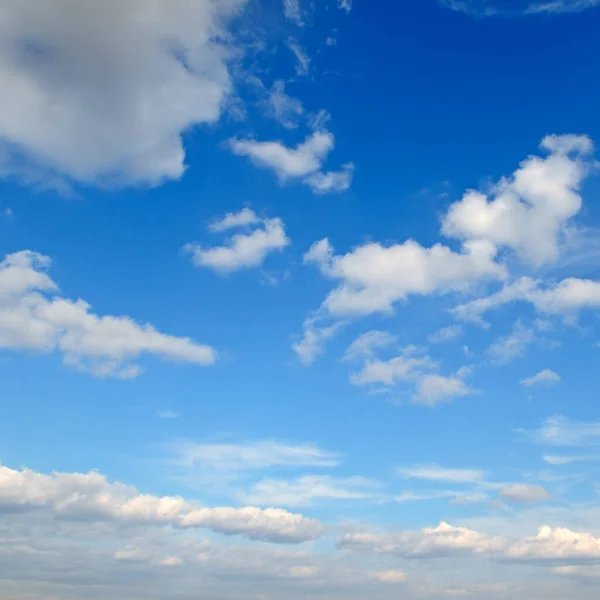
[
  {"x1": 339, "y1": 522, "x2": 505, "y2": 558},
  {"x1": 498, "y1": 484, "x2": 551, "y2": 505},
  {"x1": 521, "y1": 369, "x2": 561, "y2": 387},
  {"x1": 0, "y1": 250, "x2": 216, "y2": 378},
  {"x1": 304, "y1": 162, "x2": 354, "y2": 194},
  {"x1": 0, "y1": 463, "x2": 323, "y2": 544},
  {"x1": 175, "y1": 440, "x2": 341, "y2": 471},
  {"x1": 398, "y1": 464, "x2": 486, "y2": 484},
  {"x1": 428, "y1": 324, "x2": 463, "y2": 344},
  {"x1": 267, "y1": 80, "x2": 304, "y2": 129},
  {"x1": 452, "y1": 276, "x2": 600, "y2": 325},
  {"x1": 486, "y1": 321, "x2": 534, "y2": 364},
  {"x1": 184, "y1": 209, "x2": 290, "y2": 273},
  {"x1": 506, "y1": 525, "x2": 600, "y2": 562},
  {"x1": 368, "y1": 569, "x2": 407, "y2": 583},
  {"x1": 343, "y1": 330, "x2": 396, "y2": 361},
  {"x1": 0, "y1": 0, "x2": 247, "y2": 187},
  {"x1": 157, "y1": 410, "x2": 180, "y2": 420},
  {"x1": 304, "y1": 237, "x2": 505, "y2": 317},
  {"x1": 338, "y1": 0, "x2": 353, "y2": 13},
  {"x1": 414, "y1": 373, "x2": 474, "y2": 407},
  {"x1": 158, "y1": 556, "x2": 184, "y2": 567},
  {"x1": 442, "y1": 134, "x2": 595, "y2": 267},
  {"x1": 525, "y1": 415, "x2": 600, "y2": 447},
  {"x1": 242, "y1": 475, "x2": 381, "y2": 507}
]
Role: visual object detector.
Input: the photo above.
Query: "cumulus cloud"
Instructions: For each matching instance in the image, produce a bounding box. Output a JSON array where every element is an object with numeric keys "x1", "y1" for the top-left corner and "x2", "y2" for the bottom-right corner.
[
  {"x1": 342, "y1": 330, "x2": 397, "y2": 361},
  {"x1": 499, "y1": 484, "x2": 551, "y2": 505},
  {"x1": 292, "y1": 316, "x2": 345, "y2": 364},
  {"x1": 521, "y1": 369, "x2": 561, "y2": 387},
  {"x1": 442, "y1": 135, "x2": 595, "y2": 267},
  {"x1": 428, "y1": 324, "x2": 463, "y2": 344},
  {"x1": 0, "y1": 250, "x2": 216, "y2": 378},
  {"x1": 414, "y1": 373, "x2": 474, "y2": 407},
  {"x1": 230, "y1": 130, "x2": 353, "y2": 194},
  {"x1": 339, "y1": 522, "x2": 505, "y2": 558},
  {"x1": 0, "y1": 463, "x2": 323, "y2": 544},
  {"x1": 0, "y1": 0, "x2": 247, "y2": 187},
  {"x1": 304, "y1": 238, "x2": 505, "y2": 317},
  {"x1": 184, "y1": 209, "x2": 290, "y2": 273}
]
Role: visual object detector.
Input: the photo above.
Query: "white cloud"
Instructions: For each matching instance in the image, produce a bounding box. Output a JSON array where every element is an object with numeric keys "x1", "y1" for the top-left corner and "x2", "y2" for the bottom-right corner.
[
  {"x1": 506, "y1": 525, "x2": 600, "y2": 562},
  {"x1": 242, "y1": 475, "x2": 381, "y2": 507},
  {"x1": 343, "y1": 330, "x2": 397, "y2": 361},
  {"x1": 175, "y1": 440, "x2": 341, "y2": 471},
  {"x1": 0, "y1": 0, "x2": 247, "y2": 187},
  {"x1": 230, "y1": 131, "x2": 333, "y2": 179},
  {"x1": 414, "y1": 373, "x2": 474, "y2": 407},
  {"x1": 543, "y1": 454, "x2": 600, "y2": 465},
  {"x1": 396, "y1": 490, "x2": 488, "y2": 504},
  {"x1": 368, "y1": 570, "x2": 407, "y2": 583},
  {"x1": 287, "y1": 39, "x2": 311, "y2": 76},
  {"x1": 339, "y1": 522, "x2": 504, "y2": 558},
  {"x1": 267, "y1": 80, "x2": 304, "y2": 129},
  {"x1": 452, "y1": 276, "x2": 600, "y2": 325},
  {"x1": 499, "y1": 484, "x2": 551, "y2": 505},
  {"x1": 486, "y1": 321, "x2": 534, "y2": 364},
  {"x1": 0, "y1": 463, "x2": 323, "y2": 544},
  {"x1": 208, "y1": 207, "x2": 261, "y2": 232},
  {"x1": 338, "y1": 0, "x2": 353, "y2": 13},
  {"x1": 525, "y1": 415, "x2": 600, "y2": 447},
  {"x1": 397, "y1": 465, "x2": 486, "y2": 484},
  {"x1": 304, "y1": 162, "x2": 354, "y2": 194},
  {"x1": 521, "y1": 369, "x2": 561, "y2": 387},
  {"x1": 304, "y1": 237, "x2": 505, "y2": 317},
  {"x1": 283, "y1": 0, "x2": 304, "y2": 25},
  {"x1": 428, "y1": 325, "x2": 463, "y2": 344},
  {"x1": 0, "y1": 250, "x2": 216, "y2": 378},
  {"x1": 157, "y1": 410, "x2": 180, "y2": 420},
  {"x1": 292, "y1": 316, "x2": 345, "y2": 364},
  {"x1": 442, "y1": 135, "x2": 594, "y2": 267},
  {"x1": 440, "y1": 0, "x2": 600, "y2": 17},
  {"x1": 184, "y1": 210, "x2": 290, "y2": 273}
]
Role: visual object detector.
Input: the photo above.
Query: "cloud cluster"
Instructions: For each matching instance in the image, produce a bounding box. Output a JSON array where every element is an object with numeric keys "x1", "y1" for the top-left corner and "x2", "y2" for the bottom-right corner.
[
  {"x1": 184, "y1": 208, "x2": 290, "y2": 273},
  {"x1": 0, "y1": 0, "x2": 247, "y2": 186},
  {"x1": 0, "y1": 250, "x2": 216, "y2": 378},
  {"x1": 0, "y1": 463, "x2": 323, "y2": 544}
]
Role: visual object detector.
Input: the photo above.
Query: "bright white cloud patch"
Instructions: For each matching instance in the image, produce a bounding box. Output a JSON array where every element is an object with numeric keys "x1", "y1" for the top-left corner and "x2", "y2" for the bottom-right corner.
[
  {"x1": 343, "y1": 330, "x2": 397, "y2": 361},
  {"x1": 521, "y1": 369, "x2": 561, "y2": 387},
  {"x1": 486, "y1": 321, "x2": 534, "y2": 364},
  {"x1": 304, "y1": 162, "x2": 355, "y2": 194},
  {"x1": 442, "y1": 135, "x2": 595, "y2": 267},
  {"x1": 292, "y1": 316, "x2": 345, "y2": 364},
  {"x1": 184, "y1": 209, "x2": 290, "y2": 273},
  {"x1": 415, "y1": 373, "x2": 474, "y2": 407},
  {"x1": 428, "y1": 324, "x2": 463, "y2": 344},
  {"x1": 0, "y1": 0, "x2": 247, "y2": 187},
  {"x1": 0, "y1": 463, "x2": 323, "y2": 544},
  {"x1": 0, "y1": 250, "x2": 216, "y2": 378},
  {"x1": 304, "y1": 238, "x2": 505, "y2": 317}
]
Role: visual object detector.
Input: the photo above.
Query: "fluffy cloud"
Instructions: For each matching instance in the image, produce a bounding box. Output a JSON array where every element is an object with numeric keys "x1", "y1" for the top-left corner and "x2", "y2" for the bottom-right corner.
[
  {"x1": 283, "y1": 0, "x2": 304, "y2": 25},
  {"x1": 440, "y1": 0, "x2": 600, "y2": 17},
  {"x1": 267, "y1": 80, "x2": 304, "y2": 128},
  {"x1": 184, "y1": 209, "x2": 290, "y2": 273},
  {"x1": 521, "y1": 369, "x2": 561, "y2": 387},
  {"x1": 415, "y1": 373, "x2": 474, "y2": 407},
  {"x1": 428, "y1": 325, "x2": 463, "y2": 344},
  {"x1": 230, "y1": 130, "x2": 353, "y2": 194},
  {"x1": 287, "y1": 39, "x2": 311, "y2": 76},
  {"x1": 452, "y1": 276, "x2": 600, "y2": 325},
  {"x1": 0, "y1": 0, "x2": 247, "y2": 187},
  {"x1": 304, "y1": 238, "x2": 505, "y2": 317},
  {"x1": 0, "y1": 250, "x2": 216, "y2": 378},
  {"x1": 442, "y1": 135, "x2": 595, "y2": 267},
  {"x1": 506, "y1": 526, "x2": 600, "y2": 562},
  {"x1": 499, "y1": 484, "x2": 551, "y2": 505},
  {"x1": 339, "y1": 522, "x2": 505, "y2": 558},
  {"x1": 338, "y1": 0, "x2": 354, "y2": 12},
  {"x1": 342, "y1": 330, "x2": 397, "y2": 361},
  {"x1": 368, "y1": 569, "x2": 407, "y2": 583},
  {"x1": 292, "y1": 316, "x2": 346, "y2": 364},
  {"x1": 0, "y1": 463, "x2": 323, "y2": 544}
]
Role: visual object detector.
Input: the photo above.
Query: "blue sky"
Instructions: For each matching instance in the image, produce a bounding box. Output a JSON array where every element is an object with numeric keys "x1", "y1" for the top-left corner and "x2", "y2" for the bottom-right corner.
[{"x1": 2, "y1": 0, "x2": 600, "y2": 598}]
